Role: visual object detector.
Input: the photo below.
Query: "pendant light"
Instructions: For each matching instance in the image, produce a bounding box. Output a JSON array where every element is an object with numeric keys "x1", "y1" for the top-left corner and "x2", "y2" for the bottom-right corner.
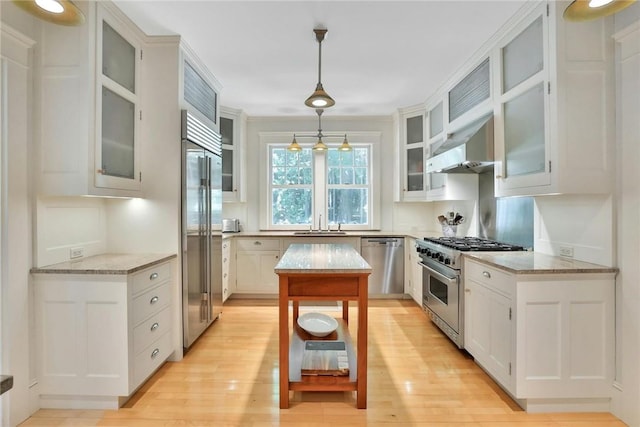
[
  {"x1": 287, "y1": 135, "x2": 302, "y2": 152},
  {"x1": 564, "y1": 0, "x2": 636, "y2": 21},
  {"x1": 312, "y1": 109, "x2": 328, "y2": 151},
  {"x1": 12, "y1": 0, "x2": 85, "y2": 26},
  {"x1": 305, "y1": 29, "x2": 335, "y2": 109},
  {"x1": 338, "y1": 135, "x2": 352, "y2": 152}
]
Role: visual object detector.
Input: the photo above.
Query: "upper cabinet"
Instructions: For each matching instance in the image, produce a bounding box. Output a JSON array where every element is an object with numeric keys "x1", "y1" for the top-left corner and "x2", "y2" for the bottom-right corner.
[
  {"x1": 181, "y1": 48, "x2": 220, "y2": 133},
  {"x1": 399, "y1": 106, "x2": 426, "y2": 201},
  {"x1": 493, "y1": 2, "x2": 615, "y2": 197},
  {"x1": 220, "y1": 106, "x2": 246, "y2": 202},
  {"x1": 39, "y1": 2, "x2": 144, "y2": 197}
]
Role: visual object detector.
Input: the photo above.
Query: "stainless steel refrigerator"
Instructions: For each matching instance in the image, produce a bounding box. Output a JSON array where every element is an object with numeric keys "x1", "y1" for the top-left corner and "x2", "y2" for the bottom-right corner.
[{"x1": 181, "y1": 110, "x2": 223, "y2": 349}]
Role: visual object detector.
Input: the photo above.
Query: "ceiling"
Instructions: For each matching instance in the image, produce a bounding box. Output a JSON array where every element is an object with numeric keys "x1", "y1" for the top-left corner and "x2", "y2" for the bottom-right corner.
[{"x1": 114, "y1": 1, "x2": 529, "y2": 117}]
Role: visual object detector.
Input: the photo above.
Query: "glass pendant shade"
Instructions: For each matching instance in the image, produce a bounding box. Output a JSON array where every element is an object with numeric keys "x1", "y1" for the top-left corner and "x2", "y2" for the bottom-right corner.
[
  {"x1": 338, "y1": 134, "x2": 352, "y2": 151},
  {"x1": 564, "y1": 0, "x2": 636, "y2": 21},
  {"x1": 12, "y1": 0, "x2": 85, "y2": 25}
]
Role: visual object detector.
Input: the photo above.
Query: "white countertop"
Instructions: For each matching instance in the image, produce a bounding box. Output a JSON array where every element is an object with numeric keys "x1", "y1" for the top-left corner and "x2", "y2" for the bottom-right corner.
[
  {"x1": 224, "y1": 229, "x2": 440, "y2": 240},
  {"x1": 30, "y1": 253, "x2": 177, "y2": 275},
  {"x1": 274, "y1": 243, "x2": 371, "y2": 274}
]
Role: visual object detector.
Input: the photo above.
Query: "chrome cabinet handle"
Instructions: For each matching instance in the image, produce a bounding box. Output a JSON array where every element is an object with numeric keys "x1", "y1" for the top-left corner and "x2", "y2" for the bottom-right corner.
[
  {"x1": 150, "y1": 322, "x2": 159, "y2": 332},
  {"x1": 465, "y1": 288, "x2": 470, "y2": 293},
  {"x1": 254, "y1": 241, "x2": 262, "y2": 245},
  {"x1": 149, "y1": 272, "x2": 159, "y2": 280},
  {"x1": 151, "y1": 348, "x2": 160, "y2": 359},
  {"x1": 150, "y1": 296, "x2": 159, "y2": 305},
  {"x1": 482, "y1": 271, "x2": 491, "y2": 278}
]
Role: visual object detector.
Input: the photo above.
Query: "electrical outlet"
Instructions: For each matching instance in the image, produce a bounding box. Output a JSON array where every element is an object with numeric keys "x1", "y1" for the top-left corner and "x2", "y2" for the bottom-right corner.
[
  {"x1": 559, "y1": 246, "x2": 574, "y2": 258},
  {"x1": 70, "y1": 247, "x2": 84, "y2": 259}
]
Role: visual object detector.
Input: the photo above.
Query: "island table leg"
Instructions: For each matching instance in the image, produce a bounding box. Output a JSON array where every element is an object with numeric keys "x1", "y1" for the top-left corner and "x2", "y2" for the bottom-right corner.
[{"x1": 279, "y1": 275, "x2": 289, "y2": 409}]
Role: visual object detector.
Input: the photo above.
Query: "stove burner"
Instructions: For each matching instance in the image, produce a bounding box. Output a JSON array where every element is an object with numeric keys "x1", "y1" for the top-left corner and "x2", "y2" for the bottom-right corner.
[{"x1": 423, "y1": 236, "x2": 524, "y2": 252}]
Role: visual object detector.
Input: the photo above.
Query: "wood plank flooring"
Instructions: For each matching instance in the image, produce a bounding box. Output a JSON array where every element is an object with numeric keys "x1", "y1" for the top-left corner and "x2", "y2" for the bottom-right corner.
[{"x1": 21, "y1": 299, "x2": 626, "y2": 426}]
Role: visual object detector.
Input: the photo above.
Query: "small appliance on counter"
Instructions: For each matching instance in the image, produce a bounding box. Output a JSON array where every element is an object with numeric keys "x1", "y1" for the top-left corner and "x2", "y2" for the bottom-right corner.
[{"x1": 222, "y1": 218, "x2": 240, "y2": 233}]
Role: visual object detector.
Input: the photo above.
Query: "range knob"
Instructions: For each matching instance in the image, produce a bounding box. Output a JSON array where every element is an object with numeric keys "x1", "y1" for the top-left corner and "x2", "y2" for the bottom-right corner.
[
  {"x1": 438, "y1": 255, "x2": 445, "y2": 262},
  {"x1": 432, "y1": 252, "x2": 439, "y2": 259},
  {"x1": 444, "y1": 258, "x2": 451, "y2": 265}
]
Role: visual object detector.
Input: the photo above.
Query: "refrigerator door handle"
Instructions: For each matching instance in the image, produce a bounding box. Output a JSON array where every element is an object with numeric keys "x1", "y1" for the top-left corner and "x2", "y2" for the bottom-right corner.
[{"x1": 205, "y1": 155, "x2": 212, "y2": 322}]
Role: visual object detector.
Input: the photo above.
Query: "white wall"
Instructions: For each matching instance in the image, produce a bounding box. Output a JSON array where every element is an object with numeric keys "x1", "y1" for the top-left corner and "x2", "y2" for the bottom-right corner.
[
  {"x1": 611, "y1": 16, "x2": 640, "y2": 427},
  {"x1": 0, "y1": 19, "x2": 36, "y2": 427},
  {"x1": 533, "y1": 194, "x2": 614, "y2": 266}
]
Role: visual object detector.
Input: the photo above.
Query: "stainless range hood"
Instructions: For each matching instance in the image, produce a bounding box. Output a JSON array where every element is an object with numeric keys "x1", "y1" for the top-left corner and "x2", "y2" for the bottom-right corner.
[{"x1": 426, "y1": 114, "x2": 494, "y2": 173}]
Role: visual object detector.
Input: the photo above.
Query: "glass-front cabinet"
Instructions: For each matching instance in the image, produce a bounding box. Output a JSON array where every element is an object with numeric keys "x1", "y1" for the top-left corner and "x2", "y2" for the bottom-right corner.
[
  {"x1": 220, "y1": 106, "x2": 245, "y2": 202},
  {"x1": 401, "y1": 107, "x2": 426, "y2": 200},
  {"x1": 495, "y1": 7, "x2": 550, "y2": 195},
  {"x1": 95, "y1": 11, "x2": 142, "y2": 192},
  {"x1": 426, "y1": 102, "x2": 446, "y2": 194}
]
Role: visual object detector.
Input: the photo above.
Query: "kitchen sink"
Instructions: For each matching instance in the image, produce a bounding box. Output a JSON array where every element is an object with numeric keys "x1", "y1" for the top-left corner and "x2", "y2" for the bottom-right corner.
[{"x1": 293, "y1": 231, "x2": 348, "y2": 235}]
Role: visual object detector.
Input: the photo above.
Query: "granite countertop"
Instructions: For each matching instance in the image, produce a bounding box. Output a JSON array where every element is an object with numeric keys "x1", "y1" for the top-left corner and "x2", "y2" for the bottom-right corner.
[
  {"x1": 31, "y1": 253, "x2": 177, "y2": 275},
  {"x1": 275, "y1": 243, "x2": 372, "y2": 274},
  {"x1": 224, "y1": 229, "x2": 439, "y2": 240},
  {"x1": 464, "y1": 252, "x2": 618, "y2": 275}
]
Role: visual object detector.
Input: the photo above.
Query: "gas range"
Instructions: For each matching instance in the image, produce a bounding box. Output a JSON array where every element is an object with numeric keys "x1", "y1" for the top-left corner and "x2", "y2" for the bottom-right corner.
[{"x1": 416, "y1": 236, "x2": 525, "y2": 270}]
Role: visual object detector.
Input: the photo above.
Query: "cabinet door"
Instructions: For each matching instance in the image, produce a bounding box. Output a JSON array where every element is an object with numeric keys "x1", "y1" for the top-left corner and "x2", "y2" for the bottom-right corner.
[
  {"x1": 236, "y1": 251, "x2": 280, "y2": 293},
  {"x1": 496, "y1": 9, "x2": 551, "y2": 196},
  {"x1": 465, "y1": 279, "x2": 512, "y2": 391},
  {"x1": 95, "y1": 13, "x2": 141, "y2": 192},
  {"x1": 402, "y1": 111, "x2": 426, "y2": 200}
]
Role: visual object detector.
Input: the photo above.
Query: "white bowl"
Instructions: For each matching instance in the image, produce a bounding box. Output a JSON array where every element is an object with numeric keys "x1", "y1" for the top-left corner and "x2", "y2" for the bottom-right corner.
[{"x1": 297, "y1": 312, "x2": 338, "y2": 337}]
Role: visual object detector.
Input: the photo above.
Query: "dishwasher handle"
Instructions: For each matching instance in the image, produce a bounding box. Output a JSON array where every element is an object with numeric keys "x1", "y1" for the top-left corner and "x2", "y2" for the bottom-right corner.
[{"x1": 362, "y1": 238, "x2": 403, "y2": 246}]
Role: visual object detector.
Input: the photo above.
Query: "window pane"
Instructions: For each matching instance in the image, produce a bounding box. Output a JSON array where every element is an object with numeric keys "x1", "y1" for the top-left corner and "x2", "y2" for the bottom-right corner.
[
  {"x1": 328, "y1": 189, "x2": 368, "y2": 225},
  {"x1": 299, "y1": 150, "x2": 312, "y2": 166},
  {"x1": 272, "y1": 167, "x2": 286, "y2": 185},
  {"x1": 354, "y1": 148, "x2": 367, "y2": 167},
  {"x1": 300, "y1": 167, "x2": 312, "y2": 184},
  {"x1": 328, "y1": 167, "x2": 340, "y2": 185},
  {"x1": 355, "y1": 167, "x2": 367, "y2": 185},
  {"x1": 272, "y1": 189, "x2": 312, "y2": 225},
  {"x1": 341, "y1": 168, "x2": 354, "y2": 185},
  {"x1": 272, "y1": 149, "x2": 286, "y2": 166},
  {"x1": 340, "y1": 150, "x2": 354, "y2": 166},
  {"x1": 327, "y1": 150, "x2": 340, "y2": 167},
  {"x1": 286, "y1": 150, "x2": 299, "y2": 167},
  {"x1": 286, "y1": 167, "x2": 300, "y2": 185}
]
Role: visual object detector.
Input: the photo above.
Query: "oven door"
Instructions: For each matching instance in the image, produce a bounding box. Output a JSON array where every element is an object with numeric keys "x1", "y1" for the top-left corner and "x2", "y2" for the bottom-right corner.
[{"x1": 421, "y1": 261, "x2": 460, "y2": 331}]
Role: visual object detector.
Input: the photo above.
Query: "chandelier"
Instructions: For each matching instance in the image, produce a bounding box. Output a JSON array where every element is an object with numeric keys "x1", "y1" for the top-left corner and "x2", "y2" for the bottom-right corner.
[{"x1": 289, "y1": 28, "x2": 351, "y2": 152}]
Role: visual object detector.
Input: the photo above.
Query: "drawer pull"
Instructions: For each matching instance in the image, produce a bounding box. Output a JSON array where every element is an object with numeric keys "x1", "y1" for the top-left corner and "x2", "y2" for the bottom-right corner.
[
  {"x1": 149, "y1": 272, "x2": 159, "y2": 280},
  {"x1": 482, "y1": 271, "x2": 491, "y2": 278},
  {"x1": 151, "y1": 348, "x2": 160, "y2": 359},
  {"x1": 150, "y1": 296, "x2": 159, "y2": 305},
  {"x1": 254, "y1": 241, "x2": 262, "y2": 245},
  {"x1": 150, "y1": 322, "x2": 159, "y2": 332}
]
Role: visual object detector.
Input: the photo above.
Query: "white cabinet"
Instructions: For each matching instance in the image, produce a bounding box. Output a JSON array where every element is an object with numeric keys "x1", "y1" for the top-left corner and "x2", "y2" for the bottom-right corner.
[
  {"x1": 399, "y1": 106, "x2": 426, "y2": 201},
  {"x1": 464, "y1": 257, "x2": 615, "y2": 412},
  {"x1": 33, "y1": 258, "x2": 176, "y2": 409},
  {"x1": 220, "y1": 107, "x2": 246, "y2": 202},
  {"x1": 235, "y1": 238, "x2": 281, "y2": 294},
  {"x1": 493, "y1": 2, "x2": 615, "y2": 197},
  {"x1": 39, "y1": 2, "x2": 144, "y2": 197},
  {"x1": 222, "y1": 238, "x2": 235, "y2": 302},
  {"x1": 405, "y1": 238, "x2": 423, "y2": 306},
  {"x1": 464, "y1": 261, "x2": 514, "y2": 392}
]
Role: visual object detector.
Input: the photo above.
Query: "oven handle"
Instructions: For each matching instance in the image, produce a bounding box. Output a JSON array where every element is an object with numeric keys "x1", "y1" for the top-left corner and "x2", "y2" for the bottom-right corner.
[{"x1": 418, "y1": 261, "x2": 459, "y2": 286}]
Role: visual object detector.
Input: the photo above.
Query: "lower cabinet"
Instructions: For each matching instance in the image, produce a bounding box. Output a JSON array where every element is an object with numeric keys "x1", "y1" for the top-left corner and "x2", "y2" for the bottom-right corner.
[
  {"x1": 464, "y1": 257, "x2": 615, "y2": 412},
  {"x1": 405, "y1": 238, "x2": 423, "y2": 306},
  {"x1": 222, "y1": 238, "x2": 235, "y2": 302},
  {"x1": 235, "y1": 238, "x2": 281, "y2": 293},
  {"x1": 33, "y1": 259, "x2": 175, "y2": 409}
]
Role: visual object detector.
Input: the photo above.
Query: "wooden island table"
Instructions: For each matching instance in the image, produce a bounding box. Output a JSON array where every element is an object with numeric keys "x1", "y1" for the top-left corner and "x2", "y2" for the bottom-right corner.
[{"x1": 274, "y1": 243, "x2": 371, "y2": 409}]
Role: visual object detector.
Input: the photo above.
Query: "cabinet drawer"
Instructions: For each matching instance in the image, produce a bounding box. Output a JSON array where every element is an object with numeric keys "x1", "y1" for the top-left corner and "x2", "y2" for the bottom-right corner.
[
  {"x1": 464, "y1": 259, "x2": 513, "y2": 298},
  {"x1": 132, "y1": 282, "x2": 171, "y2": 326},
  {"x1": 133, "y1": 331, "x2": 171, "y2": 389},
  {"x1": 132, "y1": 262, "x2": 171, "y2": 295},
  {"x1": 133, "y1": 305, "x2": 171, "y2": 356},
  {"x1": 236, "y1": 238, "x2": 280, "y2": 251}
]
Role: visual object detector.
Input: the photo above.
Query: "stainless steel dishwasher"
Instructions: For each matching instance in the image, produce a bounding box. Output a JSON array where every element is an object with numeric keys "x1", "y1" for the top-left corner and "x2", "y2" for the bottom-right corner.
[{"x1": 360, "y1": 237, "x2": 404, "y2": 295}]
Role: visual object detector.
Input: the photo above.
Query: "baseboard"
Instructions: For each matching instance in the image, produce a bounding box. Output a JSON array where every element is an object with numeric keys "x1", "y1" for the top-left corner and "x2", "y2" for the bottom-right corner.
[{"x1": 520, "y1": 397, "x2": 611, "y2": 413}]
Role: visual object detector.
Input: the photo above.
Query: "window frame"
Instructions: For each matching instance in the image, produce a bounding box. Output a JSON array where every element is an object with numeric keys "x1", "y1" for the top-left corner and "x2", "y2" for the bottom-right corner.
[{"x1": 259, "y1": 132, "x2": 381, "y2": 231}]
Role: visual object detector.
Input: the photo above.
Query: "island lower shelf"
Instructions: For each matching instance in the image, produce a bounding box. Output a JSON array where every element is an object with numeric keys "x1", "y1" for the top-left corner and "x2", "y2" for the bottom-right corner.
[{"x1": 289, "y1": 319, "x2": 357, "y2": 386}]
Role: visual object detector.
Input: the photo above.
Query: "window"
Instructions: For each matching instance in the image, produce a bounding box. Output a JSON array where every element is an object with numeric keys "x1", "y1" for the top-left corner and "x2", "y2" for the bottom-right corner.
[
  {"x1": 327, "y1": 148, "x2": 369, "y2": 225},
  {"x1": 270, "y1": 147, "x2": 313, "y2": 225},
  {"x1": 266, "y1": 143, "x2": 373, "y2": 229}
]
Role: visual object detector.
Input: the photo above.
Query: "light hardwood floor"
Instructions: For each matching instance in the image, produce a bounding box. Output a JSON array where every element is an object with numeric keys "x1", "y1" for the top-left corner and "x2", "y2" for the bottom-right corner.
[{"x1": 22, "y1": 299, "x2": 626, "y2": 426}]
